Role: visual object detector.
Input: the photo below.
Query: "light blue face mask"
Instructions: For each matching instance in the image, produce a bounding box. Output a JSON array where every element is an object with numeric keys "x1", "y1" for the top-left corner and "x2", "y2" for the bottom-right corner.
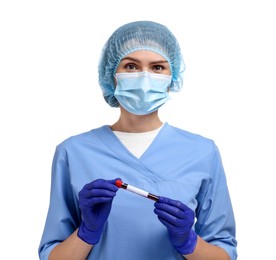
[{"x1": 114, "y1": 71, "x2": 172, "y2": 115}]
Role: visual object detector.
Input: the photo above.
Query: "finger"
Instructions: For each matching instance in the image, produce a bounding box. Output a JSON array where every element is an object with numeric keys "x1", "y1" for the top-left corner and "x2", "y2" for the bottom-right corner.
[
  {"x1": 156, "y1": 215, "x2": 177, "y2": 230},
  {"x1": 154, "y1": 208, "x2": 184, "y2": 227},
  {"x1": 80, "y1": 188, "x2": 117, "y2": 200},
  {"x1": 157, "y1": 196, "x2": 190, "y2": 212},
  {"x1": 86, "y1": 196, "x2": 114, "y2": 205},
  {"x1": 82, "y1": 178, "x2": 119, "y2": 192},
  {"x1": 154, "y1": 202, "x2": 186, "y2": 219},
  {"x1": 79, "y1": 196, "x2": 114, "y2": 208}
]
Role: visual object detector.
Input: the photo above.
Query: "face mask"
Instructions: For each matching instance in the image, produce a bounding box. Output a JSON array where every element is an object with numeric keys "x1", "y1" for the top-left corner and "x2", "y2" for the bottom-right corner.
[{"x1": 114, "y1": 71, "x2": 172, "y2": 115}]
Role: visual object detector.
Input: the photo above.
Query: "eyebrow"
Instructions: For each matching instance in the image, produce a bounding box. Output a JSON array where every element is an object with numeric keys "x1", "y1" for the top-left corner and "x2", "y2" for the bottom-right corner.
[{"x1": 120, "y1": 57, "x2": 169, "y2": 65}]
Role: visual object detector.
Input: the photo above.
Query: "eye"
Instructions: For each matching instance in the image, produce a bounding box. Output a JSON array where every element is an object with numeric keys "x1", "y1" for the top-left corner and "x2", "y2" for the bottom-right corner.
[
  {"x1": 124, "y1": 63, "x2": 138, "y2": 71},
  {"x1": 151, "y1": 64, "x2": 171, "y2": 74},
  {"x1": 152, "y1": 65, "x2": 165, "y2": 71}
]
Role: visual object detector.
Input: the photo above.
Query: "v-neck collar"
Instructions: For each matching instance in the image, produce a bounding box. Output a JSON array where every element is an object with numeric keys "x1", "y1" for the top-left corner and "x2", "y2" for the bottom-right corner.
[
  {"x1": 92, "y1": 123, "x2": 169, "y2": 182},
  {"x1": 106, "y1": 122, "x2": 167, "y2": 159}
]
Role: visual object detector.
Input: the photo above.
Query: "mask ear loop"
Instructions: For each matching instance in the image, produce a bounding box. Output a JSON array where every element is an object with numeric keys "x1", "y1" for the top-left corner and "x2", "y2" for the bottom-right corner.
[
  {"x1": 167, "y1": 77, "x2": 173, "y2": 93},
  {"x1": 114, "y1": 77, "x2": 117, "y2": 89}
]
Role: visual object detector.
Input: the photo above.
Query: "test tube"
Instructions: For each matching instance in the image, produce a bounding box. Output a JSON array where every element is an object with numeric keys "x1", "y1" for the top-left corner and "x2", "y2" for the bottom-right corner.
[{"x1": 115, "y1": 179, "x2": 159, "y2": 201}]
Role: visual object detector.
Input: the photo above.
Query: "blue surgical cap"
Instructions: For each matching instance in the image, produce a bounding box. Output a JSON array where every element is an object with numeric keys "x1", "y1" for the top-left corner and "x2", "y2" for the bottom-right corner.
[{"x1": 98, "y1": 21, "x2": 185, "y2": 107}]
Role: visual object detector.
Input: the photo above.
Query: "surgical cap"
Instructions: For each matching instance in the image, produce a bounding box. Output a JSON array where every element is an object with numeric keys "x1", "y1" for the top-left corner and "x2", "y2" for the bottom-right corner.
[{"x1": 98, "y1": 21, "x2": 185, "y2": 107}]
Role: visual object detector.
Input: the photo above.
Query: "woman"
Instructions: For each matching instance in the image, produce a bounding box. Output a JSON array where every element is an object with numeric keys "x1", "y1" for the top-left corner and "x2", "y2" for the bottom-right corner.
[{"x1": 39, "y1": 21, "x2": 237, "y2": 259}]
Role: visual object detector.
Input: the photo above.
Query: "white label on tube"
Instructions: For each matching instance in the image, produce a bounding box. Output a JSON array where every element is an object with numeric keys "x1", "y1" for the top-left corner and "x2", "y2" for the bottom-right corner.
[{"x1": 126, "y1": 184, "x2": 149, "y2": 197}]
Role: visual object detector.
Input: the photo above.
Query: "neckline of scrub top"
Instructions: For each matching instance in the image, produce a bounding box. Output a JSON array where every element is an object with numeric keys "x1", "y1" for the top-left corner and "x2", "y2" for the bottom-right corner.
[
  {"x1": 92, "y1": 123, "x2": 169, "y2": 182},
  {"x1": 112, "y1": 124, "x2": 164, "y2": 158}
]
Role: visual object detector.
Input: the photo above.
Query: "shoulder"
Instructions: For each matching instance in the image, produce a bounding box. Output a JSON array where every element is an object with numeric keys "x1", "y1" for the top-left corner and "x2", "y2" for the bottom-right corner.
[
  {"x1": 163, "y1": 123, "x2": 220, "y2": 160},
  {"x1": 56, "y1": 125, "x2": 107, "y2": 151},
  {"x1": 166, "y1": 123, "x2": 215, "y2": 146}
]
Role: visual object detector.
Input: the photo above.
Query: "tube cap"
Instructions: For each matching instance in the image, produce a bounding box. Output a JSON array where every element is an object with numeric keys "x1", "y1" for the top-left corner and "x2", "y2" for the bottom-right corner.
[{"x1": 115, "y1": 179, "x2": 123, "y2": 188}]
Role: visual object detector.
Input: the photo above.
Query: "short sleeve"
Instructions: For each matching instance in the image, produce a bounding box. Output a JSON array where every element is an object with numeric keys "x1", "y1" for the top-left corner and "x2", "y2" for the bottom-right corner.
[
  {"x1": 195, "y1": 143, "x2": 238, "y2": 259},
  {"x1": 38, "y1": 145, "x2": 81, "y2": 259}
]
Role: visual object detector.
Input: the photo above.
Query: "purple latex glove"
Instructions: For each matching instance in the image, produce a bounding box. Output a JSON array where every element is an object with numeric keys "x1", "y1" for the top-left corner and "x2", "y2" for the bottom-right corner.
[
  {"x1": 77, "y1": 178, "x2": 119, "y2": 245},
  {"x1": 154, "y1": 196, "x2": 197, "y2": 255}
]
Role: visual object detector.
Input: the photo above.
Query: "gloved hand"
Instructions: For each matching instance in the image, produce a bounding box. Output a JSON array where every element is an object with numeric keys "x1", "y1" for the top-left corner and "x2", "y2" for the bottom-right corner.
[
  {"x1": 77, "y1": 178, "x2": 119, "y2": 245},
  {"x1": 154, "y1": 196, "x2": 197, "y2": 255}
]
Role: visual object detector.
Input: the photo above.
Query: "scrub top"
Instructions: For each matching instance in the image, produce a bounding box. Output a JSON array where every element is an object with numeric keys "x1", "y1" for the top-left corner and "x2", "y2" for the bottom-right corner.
[{"x1": 38, "y1": 123, "x2": 237, "y2": 259}]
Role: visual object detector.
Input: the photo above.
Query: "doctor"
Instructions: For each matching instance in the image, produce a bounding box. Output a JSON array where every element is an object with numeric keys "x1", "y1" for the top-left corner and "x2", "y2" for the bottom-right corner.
[{"x1": 39, "y1": 21, "x2": 237, "y2": 259}]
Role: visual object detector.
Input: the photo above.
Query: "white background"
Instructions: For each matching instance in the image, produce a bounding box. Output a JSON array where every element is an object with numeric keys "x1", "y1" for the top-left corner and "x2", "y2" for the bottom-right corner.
[{"x1": 0, "y1": 1, "x2": 275, "y2": 259}]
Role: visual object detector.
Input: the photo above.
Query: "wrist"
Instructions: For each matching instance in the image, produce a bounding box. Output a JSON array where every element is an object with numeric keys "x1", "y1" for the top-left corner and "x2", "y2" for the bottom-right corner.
[
  {"x1": 77, "y1": 221, "x2": 103, "y2": 245},
  {"x1": 175, "y1": 230, "x2": 198, "y2": 255}
]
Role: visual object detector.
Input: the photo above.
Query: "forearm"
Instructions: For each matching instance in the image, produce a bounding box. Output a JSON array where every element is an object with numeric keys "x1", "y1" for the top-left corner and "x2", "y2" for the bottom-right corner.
[
  {"x1": 184, "y1": 236, "x2": 230, "y2": 260},
  {"x1": 49, "y1": 230, "x2": 93, "y2": 260}
]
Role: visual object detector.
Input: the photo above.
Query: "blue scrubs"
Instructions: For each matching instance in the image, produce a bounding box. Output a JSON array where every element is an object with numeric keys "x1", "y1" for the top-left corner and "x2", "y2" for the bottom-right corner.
[{"x1": 38, "y1": 123, "x2": 237, "y2": 259}]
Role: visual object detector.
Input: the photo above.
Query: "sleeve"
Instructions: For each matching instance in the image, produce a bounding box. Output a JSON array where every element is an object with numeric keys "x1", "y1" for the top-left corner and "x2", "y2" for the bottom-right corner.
[
  {"x1": 195, "y1": 143, "x2": 238, "y2": 259},
  {"x1": 38, "y1": 145, "x2": 81, "y2": 260}
]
